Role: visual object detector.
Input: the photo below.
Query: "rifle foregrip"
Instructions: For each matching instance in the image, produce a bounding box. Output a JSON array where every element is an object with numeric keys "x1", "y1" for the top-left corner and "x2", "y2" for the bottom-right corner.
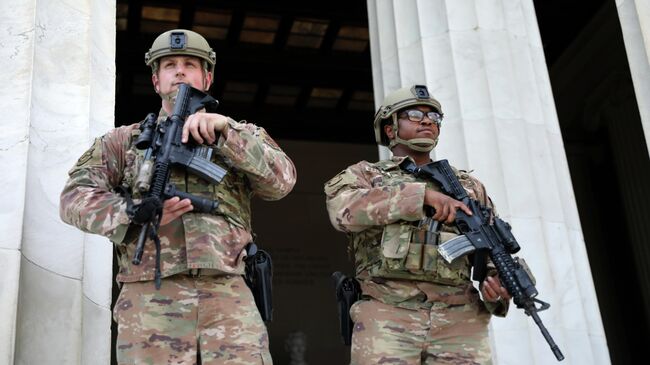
[{"x1": 164, "y1": 185, "x2": 219, "y2": 213}]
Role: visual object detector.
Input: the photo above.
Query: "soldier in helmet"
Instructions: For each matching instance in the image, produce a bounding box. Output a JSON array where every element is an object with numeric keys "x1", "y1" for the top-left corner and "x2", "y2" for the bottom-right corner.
[
  {"x1": 60, "y1": 29, "x2": 296, "y2": 364},
  {"x1": 324, "y1": 85, "x2": 510, "y2": 364}
]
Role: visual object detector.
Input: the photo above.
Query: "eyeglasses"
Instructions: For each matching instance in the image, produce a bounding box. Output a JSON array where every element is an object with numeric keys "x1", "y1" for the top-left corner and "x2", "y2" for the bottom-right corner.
[{"x1": 399, "y1": 109, "x2": 443, "y2": 125}]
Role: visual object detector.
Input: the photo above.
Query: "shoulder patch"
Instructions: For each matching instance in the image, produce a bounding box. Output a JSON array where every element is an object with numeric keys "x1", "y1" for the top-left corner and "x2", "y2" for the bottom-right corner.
[
  {"x1": 324, "y1": 169, "x2": 356, "y2": 196},
  {"x1": 75, "y1": 137, "x2": 104, "y2": 168}
]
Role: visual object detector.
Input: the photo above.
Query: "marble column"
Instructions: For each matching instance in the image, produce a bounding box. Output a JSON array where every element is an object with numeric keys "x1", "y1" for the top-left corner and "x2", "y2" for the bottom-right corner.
[
  {"x1": 0, "y1": 1, "x2": 33, "y2": 362},
  {"x1": 616, "y1": 0, "x2": 650, "y2": 157},
  {"x1": 367, "y1": 1, "x2": 609, "y2": 364},
  {"x1": 0, "y1": 0, "x2": 116, "y2": 364}
]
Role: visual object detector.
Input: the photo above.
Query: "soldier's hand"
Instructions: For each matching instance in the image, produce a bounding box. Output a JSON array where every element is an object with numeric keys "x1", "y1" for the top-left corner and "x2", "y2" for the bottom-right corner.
[
  {"x1": 182, "y1": 111, "x2": 229, "y2": 145},
  {"x1": 424, "y1": 189, "x2": 472, "y2": 224},
  {"x1": 481, "y1": 275, "x2": 511, "y2": 303},
  {"x1": 160, "y1": 197, "x2": 193, "y2": 226}
]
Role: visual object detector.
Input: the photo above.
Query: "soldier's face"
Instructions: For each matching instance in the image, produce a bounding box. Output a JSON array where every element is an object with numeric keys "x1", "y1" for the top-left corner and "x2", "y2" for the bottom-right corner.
[
  {"x1": 394, "y1": 105, "x2": 440, "y2": 142},
  {"x1": 152, "y1": 56, "x2": 213, "y2": 97}
]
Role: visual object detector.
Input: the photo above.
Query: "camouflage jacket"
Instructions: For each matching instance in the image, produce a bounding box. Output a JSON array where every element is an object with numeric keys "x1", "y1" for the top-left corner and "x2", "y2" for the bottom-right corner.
[
  {"x1": 325, "y1": 155, "x2": 507, "y2": 315},
  {"x1": 60, "y1": 110, "x2": 296, "y2": 282}
]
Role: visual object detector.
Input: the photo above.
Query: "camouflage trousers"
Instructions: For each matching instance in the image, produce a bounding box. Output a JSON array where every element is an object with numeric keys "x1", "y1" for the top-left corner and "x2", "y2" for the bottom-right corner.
[
  {"x1": 349, "y1": 299, "x2": 491, "y2": 365},
  {"x1": 113, "y1": 274, "x2": 272, "y2": 364}
]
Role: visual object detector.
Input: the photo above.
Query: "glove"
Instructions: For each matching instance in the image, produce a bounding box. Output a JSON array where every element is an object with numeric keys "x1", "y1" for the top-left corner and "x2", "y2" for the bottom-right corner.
[{"x1": 128, "y1": 196, "x2": 163, "y2": 225}]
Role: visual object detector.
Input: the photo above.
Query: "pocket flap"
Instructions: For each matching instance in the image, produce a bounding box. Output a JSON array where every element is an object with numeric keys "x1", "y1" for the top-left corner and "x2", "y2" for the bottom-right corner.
[{"x1": 381, "y1": 223, "x2": 412, "y2": 259}]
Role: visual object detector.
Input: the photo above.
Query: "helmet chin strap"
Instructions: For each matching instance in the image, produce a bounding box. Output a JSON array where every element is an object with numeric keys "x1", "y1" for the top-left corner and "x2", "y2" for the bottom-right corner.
[
  {"x1": 390, "y1": 136, "x2": 437, "y2": 152},
  {"x1": 387, "y1": 114, "x2": 438, "y2": 152}
]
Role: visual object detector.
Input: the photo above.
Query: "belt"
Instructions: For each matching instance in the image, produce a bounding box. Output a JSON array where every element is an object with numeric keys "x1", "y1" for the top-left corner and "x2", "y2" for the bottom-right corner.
[{"x1": 184, "y1": 268, "x2": 227, "y2": 278}]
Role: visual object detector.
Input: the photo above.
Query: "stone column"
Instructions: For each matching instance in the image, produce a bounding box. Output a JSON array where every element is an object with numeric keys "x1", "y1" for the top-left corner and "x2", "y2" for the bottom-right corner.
[
  {"x1": 0, "y1": 1, "x2": 33, "y2": 361},
  {"x1": 0, "y1": 0, "x2": 116, "y2": 364},
  {"x1": 367, "y1": 1, "x2": 609, "y2": 364},
  {"x1": 616, "y1": 0, "x2": 650, "y2": 157}
]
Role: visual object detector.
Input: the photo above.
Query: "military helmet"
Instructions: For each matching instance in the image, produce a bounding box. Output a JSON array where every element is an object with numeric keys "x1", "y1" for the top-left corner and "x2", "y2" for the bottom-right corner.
[
  {"x1": 145, "y1": 29, "x2": 216, "y2": 74},
  {"x1": 373, "y1": 85, "x2": 443, "y2": 146}
]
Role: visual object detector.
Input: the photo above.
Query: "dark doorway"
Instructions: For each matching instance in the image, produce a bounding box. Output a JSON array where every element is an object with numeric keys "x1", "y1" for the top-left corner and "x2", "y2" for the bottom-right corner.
[
  {"x1": 113, "y1": 1, "x2": 376, "y2": 364},
  {"x1": 115, "y1": 0, "x2": 375, "y2": 143},
  {"x1": 534, "y1": 1, "x2": 650, "y2": 363}
]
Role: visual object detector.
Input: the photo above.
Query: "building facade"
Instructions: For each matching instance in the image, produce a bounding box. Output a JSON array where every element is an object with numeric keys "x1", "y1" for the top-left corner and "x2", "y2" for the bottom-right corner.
[{"x1": 2, "y1": 0, "x2": 649, "y2": 364}]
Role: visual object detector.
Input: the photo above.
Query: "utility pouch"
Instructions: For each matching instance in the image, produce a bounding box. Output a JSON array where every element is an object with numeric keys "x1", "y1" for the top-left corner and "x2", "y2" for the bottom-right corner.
[
  {"x1": 405, "y1": 243, "x2": 423, "y2": 270},
  {"x1": 422, "y1": 244, "x2": 438, "y2": 271},
  {"x1": 380, "y1": 222, "x2": 412, "y2": 271},
  {"x1": 370, "y1": 222, "x2": 471, "y2": 285},
  {"x1": 373, "y1": 222, "x2": 430, "y2": 278},
  {"x1": 244, "y1": 242, "x2": 273, "y2": 323}
]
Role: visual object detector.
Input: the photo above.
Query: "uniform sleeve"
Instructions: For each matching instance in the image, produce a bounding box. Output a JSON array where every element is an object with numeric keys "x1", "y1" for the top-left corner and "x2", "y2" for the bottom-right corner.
[
  {"x1": 324, "y1": 162, "x2": 426, "y2": 233},
  {"x1": 59, "y1": 128, "x2": 132, "y2": 243},
  {"x1": 216, "y1": 119, "x2": 296, "y2": 200}
]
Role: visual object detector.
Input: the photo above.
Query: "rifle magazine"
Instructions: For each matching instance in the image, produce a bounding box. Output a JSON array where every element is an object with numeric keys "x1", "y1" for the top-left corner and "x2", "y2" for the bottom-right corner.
[{"x1": 438, "y1": 235, "x2": 475, "y2": 263}]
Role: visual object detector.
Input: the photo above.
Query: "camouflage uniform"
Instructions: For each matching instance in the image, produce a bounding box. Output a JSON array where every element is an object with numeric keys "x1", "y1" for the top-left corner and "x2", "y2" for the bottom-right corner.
[
  {"x1": 61, "y1": 110, "x2": 296, "y2": 364},
  {"x1": 325, "y1": 155, "x2": 507, "y2": 365}
]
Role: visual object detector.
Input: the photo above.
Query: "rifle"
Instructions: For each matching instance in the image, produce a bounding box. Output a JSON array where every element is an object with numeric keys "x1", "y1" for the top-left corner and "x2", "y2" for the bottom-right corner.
[
  {"x1": 332, "y1": 271, "x2": 361, "y2": 346},
  {"x1": 402, "y1": 159, "x2": 565, "y2": 361},
  {"x1": 128, "y1": 83, "x2": 227, "y2": 289},
  {"x1": 244, "y1": 242, "x2": 274, "y2": 323}
]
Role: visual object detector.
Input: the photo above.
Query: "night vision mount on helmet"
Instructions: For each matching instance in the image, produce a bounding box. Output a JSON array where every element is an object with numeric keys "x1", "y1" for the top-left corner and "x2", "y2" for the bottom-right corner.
[
  {"x1": 373, "y1": 85, "x2": 444, "y2": 152},
  {"x1": 145, "y1": 29, "x2": 216, "y2": 74}
]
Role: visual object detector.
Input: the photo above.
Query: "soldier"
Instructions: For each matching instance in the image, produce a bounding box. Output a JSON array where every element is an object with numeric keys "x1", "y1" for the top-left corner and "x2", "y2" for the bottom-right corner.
[
  {"x1": 60, "y1": 29, "x2": 296, "y2": 364},
  {"x1": 325, "y1": 85, "x2": 511, "y2": 364}
]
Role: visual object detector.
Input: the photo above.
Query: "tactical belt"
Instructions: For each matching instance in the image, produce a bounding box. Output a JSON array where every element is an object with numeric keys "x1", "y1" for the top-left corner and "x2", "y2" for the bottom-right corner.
[{"x1": 183, "y1": 268, "x2": 222, "y2": 278}]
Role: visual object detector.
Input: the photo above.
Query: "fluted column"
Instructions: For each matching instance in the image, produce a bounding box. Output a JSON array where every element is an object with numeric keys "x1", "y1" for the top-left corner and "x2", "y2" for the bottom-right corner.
[
  {"x1": 367, "y1": 1, "x2": 609, "y2": 364},
  {"x1": 0, "y1": 1, "x2": 34, "y2": 362},
  {"x1": 0, "y1": 0, "x2": 116, "y2": 364},
  {"x1": 616, "y1": 0, "x2": 650, "y2": 157}
]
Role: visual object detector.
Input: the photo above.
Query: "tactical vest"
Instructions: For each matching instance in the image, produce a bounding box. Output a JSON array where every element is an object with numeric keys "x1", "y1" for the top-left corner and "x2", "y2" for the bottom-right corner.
[{"x1": 354, "y1": 159, "x2": 472, "y2": 286}]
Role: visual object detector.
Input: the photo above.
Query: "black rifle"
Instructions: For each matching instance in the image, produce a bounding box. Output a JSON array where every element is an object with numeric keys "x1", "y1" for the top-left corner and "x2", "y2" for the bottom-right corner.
[
  {"x1": 332, "y1": 271, "x2": 361, "y2": 346},
  {"x1": 402, "y1": 159, "x2": 565, "y2": 361},
  {"x1": 129, "y1": 83, "x2": 227, "y2": 289},
  {"x1": 244, "y1": 242, "x2": 273, "y2": 323}
]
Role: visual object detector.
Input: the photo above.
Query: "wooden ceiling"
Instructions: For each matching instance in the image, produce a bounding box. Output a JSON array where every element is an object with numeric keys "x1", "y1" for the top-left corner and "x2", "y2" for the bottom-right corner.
[
  {"x1": 115, "y1": 0, "x2": 606, "y2": 144},
  {"x1": 115, "y1": 0, "x2": 375, "y2": 143}
]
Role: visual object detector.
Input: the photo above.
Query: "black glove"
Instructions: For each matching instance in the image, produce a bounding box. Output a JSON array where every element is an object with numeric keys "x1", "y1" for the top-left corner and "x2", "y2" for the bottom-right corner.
[{"x1": 127, "y1": 196, "x2": 163, "y2": 225}]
